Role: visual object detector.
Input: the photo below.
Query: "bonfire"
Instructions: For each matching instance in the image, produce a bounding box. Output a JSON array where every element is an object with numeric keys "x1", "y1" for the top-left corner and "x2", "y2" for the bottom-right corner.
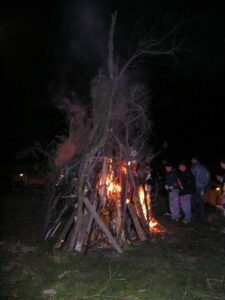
[{"x1": 42, "y1": 12, "x2": 177, "y2": 253}]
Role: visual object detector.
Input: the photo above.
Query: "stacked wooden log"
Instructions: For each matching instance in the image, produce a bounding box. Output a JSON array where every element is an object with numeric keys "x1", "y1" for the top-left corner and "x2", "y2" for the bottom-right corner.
[
  {"x1": 42, "y1": 12, "x2": 163, "y2": 253},
  {"x1": 44, "y1": 157, "x2": 152, "y2": 253}
]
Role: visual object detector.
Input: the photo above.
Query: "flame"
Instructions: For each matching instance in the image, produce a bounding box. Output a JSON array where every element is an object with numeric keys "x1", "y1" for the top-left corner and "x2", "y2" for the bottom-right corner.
[
  {"x1": 97, "y1": 159, "x2": 164, "y2": 235},
  {"x1": 149, "y1": 217, "x2": 165, "y2": 233},
  {"x1": 105, "y1": 174, "x2": 121, "y2": 198},
  {"x1": 138, "y1": 185, "x2": 147, "y2": 220},
  {"x1": 149, "y1": 219, "x2": 158, "y2": 228},
  {"x1": 138, "y1": 185, "x2": 162, "y2": 233},
  {"x1": 126, "y1": 198, "x2": 130, "y2": 204},
  {"x1": 121, "y1": 165, "x2": 127, "y2": 174}
]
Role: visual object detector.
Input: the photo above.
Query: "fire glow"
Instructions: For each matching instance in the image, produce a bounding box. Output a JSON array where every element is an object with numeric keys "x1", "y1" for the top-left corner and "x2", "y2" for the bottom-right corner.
[
  {"x1": 106, "y1": 174, "x2": 121, "y2": 198},
  {"x1": 138, "y1": 185, "x2": 147, "y2": 219},
  {"x1": 138, "y1": 185, "x2": 159, "y2": 232},
  {"x1": 97, "y1": 157, "x2": 162, "y2": 240}
]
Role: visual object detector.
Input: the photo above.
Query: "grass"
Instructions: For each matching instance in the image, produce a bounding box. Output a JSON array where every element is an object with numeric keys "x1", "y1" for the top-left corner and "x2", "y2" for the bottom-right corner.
[
  {"x1": 1, "y1": 233, "x2": 225, "y2": 300},
  {"x1": 1, "y1": 190, "x2": 225, "y2": 300}
]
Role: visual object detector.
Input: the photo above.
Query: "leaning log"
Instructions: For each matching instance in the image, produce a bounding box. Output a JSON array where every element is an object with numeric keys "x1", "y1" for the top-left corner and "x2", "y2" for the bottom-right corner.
[
  {"x1": 83, "y1": 197, "x2": 123, "y2": 254},
  {"x1": 54, "y1": 211, "x2": 76, "y2": 249},
  {"x1": 128, "y1": 169, "x2": 150, "y2": 234},
  {"x1": 127, "y1": 204, "x2": 146, "y2": 241},
  {"x1": 74, "y1": 212, "x2": 92, "y2": 252}
]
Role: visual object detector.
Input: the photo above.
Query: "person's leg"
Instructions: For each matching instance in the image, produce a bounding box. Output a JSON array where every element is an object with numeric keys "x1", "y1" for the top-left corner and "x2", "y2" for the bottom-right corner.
[
  {"x1": 165, "y1": 194, "x2": 170, "y2": 215},
  {"x1": 169, "y1": 191, "x2": 179, "y2": 221},
  {"x1": 185, "y1": 194, "x2": 192, "y2": 221},
  {"x1": 197, "y1": 187, "x2": 205, "y2": 218},
  {"x1": 180, "y1": 194, "x2": 192, "y2": 222},
  {"x1": 173, "y1": 191, "x2": 180, "y2": 221},
  {"x1": 179, "y1": 195, "x2": 185, "y2": 219},
  {"x1": 169, "y1": 192, "x2": 175, "y2": 220}
]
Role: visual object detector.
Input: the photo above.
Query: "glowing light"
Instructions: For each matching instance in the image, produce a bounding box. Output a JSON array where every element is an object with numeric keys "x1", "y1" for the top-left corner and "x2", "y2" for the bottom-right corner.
[
  {"x1": 149, "y1": 219, "x2": 158, "y2": 228},
  {"x1": 138, "y1": 185, "x2": 147, "y2": 220},
  {"x1": 106, "y1": 175, "x2": 121, "y2": 198},
  {"x1": 138, "y1": 185, "x2": 162, "y2": 233},
  {"x1": 98, "y1": 159, "x2": 122, "y2": 201},
  {"x1": 19, "y1": 173, "x2": 24, "y2": 177},
  {"x1": 96, "y1": 158, "x2": 166, "y2": 235},
  {"x1": 121, "y1": 165, "x2": 127, "y2": 174},
  {"x1": 216, "y1": 187, "x2": 221, "y2": 191}
]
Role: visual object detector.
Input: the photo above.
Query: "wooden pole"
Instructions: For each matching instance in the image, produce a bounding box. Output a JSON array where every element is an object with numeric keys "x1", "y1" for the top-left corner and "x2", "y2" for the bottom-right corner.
[
  {"x1": 54, "y1": 211, "x2": 76, "y2": 249},
  {"x1": 127, "y1": 204, "x2": 146, "y2": 241},
  {"x1": 83, "y1": 197, "x2": 123, "y2": 254}
]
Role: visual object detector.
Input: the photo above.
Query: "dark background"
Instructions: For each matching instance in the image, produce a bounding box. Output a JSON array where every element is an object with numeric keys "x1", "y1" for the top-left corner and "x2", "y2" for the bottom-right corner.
[{"x1": 0, "y1": 0, "x2": 225, "y2": 169}]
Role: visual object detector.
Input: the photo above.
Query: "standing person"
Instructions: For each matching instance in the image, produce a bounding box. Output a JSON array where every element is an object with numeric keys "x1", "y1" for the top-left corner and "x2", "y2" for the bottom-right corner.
[
  {"x1": 190, "y1": 157, "x2": 211, "y2": 219},
  {"x1": 216, "y1": 158, "x2": 225, "y2": 217},
  {"x1": 164, "y1": 162, "x2": 180, "y2": 222},
  {"x1": 144, "y1": 165, "x2": 153, "y2": 194},
  {"x1": 178, "y1": 162, "x2": 195, "y2": 224}
]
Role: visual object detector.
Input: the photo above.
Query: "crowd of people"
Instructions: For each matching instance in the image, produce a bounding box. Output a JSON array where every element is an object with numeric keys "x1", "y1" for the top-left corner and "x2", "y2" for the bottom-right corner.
[{"x1": 162, "y1": 157, "x2": 225, "y2": 224}]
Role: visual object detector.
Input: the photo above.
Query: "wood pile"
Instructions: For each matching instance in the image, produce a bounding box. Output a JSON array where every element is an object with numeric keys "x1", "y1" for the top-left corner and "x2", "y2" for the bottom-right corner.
[
  {"x1": 41, "y1": 11, "x2": 174, "y2": 253},
  {"x1": 44, "y1": 157, "x2": 153, "y2": 254}
]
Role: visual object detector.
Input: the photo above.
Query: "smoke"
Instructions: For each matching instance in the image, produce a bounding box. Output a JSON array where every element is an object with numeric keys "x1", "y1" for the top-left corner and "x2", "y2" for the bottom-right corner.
[
  {"x1": 50, "y1": 0, "x2": 155, "y2": 99},
  {"x1": 68, "y1": 0, "x2": 108, "y2": 65},
  {"x1": 53, "y1": 0, "x2": 110, "y2": 97}
]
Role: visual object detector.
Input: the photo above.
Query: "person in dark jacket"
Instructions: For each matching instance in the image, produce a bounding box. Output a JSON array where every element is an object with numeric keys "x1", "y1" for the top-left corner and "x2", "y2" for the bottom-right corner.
[
  {"x1": 178, "y1": 162, "x2": 195, "y2": 224},
  {"x1": 191, "y1": 157, "x2": 210, "y2": 218},
  {"x1": 164, "y1": 162, "x2": 180, "y2": 221}
]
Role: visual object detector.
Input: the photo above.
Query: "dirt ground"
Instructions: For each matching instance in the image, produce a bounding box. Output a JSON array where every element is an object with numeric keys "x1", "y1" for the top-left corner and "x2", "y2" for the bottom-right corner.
[{"x1": 0, "y1": 190, "x2": 225, "y2": 300}]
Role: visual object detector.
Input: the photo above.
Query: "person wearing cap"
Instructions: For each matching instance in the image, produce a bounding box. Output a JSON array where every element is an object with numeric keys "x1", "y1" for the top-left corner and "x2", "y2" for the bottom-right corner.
[
  {"x1": 178, "y1": 161, "x2": 195, "y2": 224},
  {"x1": 190, "y1": 157, "x2": 211, "y2": 219},
  {"x1": 164, "y1": 162, "x2": 180, "y2": 222},
  {"x1": 216, "y1": 159, "x2": 225, "y2": 217}
]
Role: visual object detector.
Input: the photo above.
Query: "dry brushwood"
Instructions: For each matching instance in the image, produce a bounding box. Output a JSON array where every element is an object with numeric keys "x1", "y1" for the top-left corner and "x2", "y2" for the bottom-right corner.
[{"x1": 43, "y1": 12, "x2": 181, "y2": 253}]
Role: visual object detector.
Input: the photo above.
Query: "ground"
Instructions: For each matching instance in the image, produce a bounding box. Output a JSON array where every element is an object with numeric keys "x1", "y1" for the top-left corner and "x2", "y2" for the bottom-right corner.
[{"x1": 0, "y1": 190, "x2": 225, "y2": 300}]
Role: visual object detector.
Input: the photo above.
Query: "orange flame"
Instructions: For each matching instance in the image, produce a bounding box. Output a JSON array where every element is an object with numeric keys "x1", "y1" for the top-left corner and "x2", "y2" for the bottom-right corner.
[
  {"x1": 106, "y1": 176, "x2": 121, "y2": 197},
  {"x1": 98, "y1": 160, "x2": 163, "y2": 234},
  {"x1": 138, "y1": 185, "x2": 147, "y2": 220},
  {"x1": 149, "y1": 219, "x2": 158, "y2": 228},
  {"x1": 138, "y1": 185, "x2": 161, "y2": 232}
]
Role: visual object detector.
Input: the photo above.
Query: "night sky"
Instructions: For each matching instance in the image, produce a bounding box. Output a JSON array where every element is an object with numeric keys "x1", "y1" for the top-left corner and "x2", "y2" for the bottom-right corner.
[{"x1": 1, "y1": 0, "x2": 225, "y2": 167}]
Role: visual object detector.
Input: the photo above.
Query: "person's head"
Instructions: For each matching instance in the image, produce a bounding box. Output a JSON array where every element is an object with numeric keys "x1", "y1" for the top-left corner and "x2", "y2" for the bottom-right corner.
[
  {"x1": 164, "y1": 162, "x2": 173, "y2": 173},
  {"x1": 145, "y1": 165, "x2": 151, "y2": 173},
  {"x1": 219, "y1": 159, "x2": 225, "y2": 170},
  {"x1": 191, "y1": 157, "x2": 199, "y2": 165},
  {"x1": 178, "y1": 161, "x2": 187, "y2": 172}
]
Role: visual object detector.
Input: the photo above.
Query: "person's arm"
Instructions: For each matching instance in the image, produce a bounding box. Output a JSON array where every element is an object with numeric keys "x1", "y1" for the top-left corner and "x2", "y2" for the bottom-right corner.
[
  {"x1": 177, "y1": 178, "x2": 183, "y2": 190},
  {"x1": 216, "y1": 175, "x2": 223, "y2": 182}
]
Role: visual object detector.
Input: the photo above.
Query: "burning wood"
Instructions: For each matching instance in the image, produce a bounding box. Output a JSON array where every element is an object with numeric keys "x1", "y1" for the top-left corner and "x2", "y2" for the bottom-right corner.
[
  {"x1": 42, "y1": 12, "x2": 173, "y2": 253},
  {"x1": 44, "y1": 155, "x2": 163, "y2": 253}
]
